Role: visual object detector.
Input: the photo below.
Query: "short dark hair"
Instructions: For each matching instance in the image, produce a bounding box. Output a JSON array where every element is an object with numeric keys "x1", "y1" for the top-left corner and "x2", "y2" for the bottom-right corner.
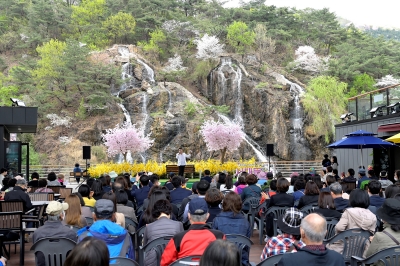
[
  {"x1": 305, "y1": 181, "x2": 320, "y2": 195},
  {"x1": 348, "y1": 168, "x2": 355, "y2": 176},
  {"x1": 205, "y1": 188, "x2": 223, "y2": 207},
  {"x1": 269, "y1": 180, "x2": 277, "y2": 191},
  {"x1": 396, "y1": 170, "x2": 400, "y2": 179},
  {"x1": 294, "y1": 179, "x2": 306, "y2": 191},
  {"x1": 368, "y1": 170, "x2": 375, "y2": 177},
  {"x1": 218, "y1": 173, "x2": 226, "y2": 184},
  {"x1": 332, "y1": 169, "x2": 338, "y2": 175},
  {"x1": 75, "y1": 163, "x2": 80, "y2": 167},
  {"x1": 0, "y1": 168, "x2": 7, "y2": 173},
  {"x1": 31, "y1": 172, "x2": 39, "y2": 180},
  {"x1": 2, "y1": 177, "x2": 9, "y2": 186},
  {"x1": 152, "y1": 199, "x2": 172, "y2": 218},
  {"x1": 349, "y1": 189, "x2": 370, "y2": 209},
  {"x1": 197, "y1": 180, "x2": 210, "y2": 195},
  {"x1": 238, "y1": 175, "x2": 246, "y2": 185},
  {"x1": 276, "y1": 178, "x2": 289, "y2": 193},
  {"x1": 112, "y1": 181, "x2": 123, "y2": 192},
  {"x1": 115, "y1": 189, "x2": 128, "y2": 205},
  {"x1": 140, "y1": 175, "x2": 150, "y2": 186},
  {"x1": 64, "y1": 236, "x2": 109, "y2": 266},
  {"x1": 326, "y1": 175, "x2": 336, "y2": 186},
  {"x1": 222, "y1": 192, "x2": 242, "y2": 214},
  {"x1": 78, "y1": 184, "x2": 91, "y2": 198},
  {"x1": 199, "y1": 239, "x2": 240, "y2": 266},
  {"x1": 149, "y1": 174, "x2": 159, "y2": 184},
  {"x1": 38, "y1": 178, "x2": 47, "y2": 188},
  {"x1": 326, "y1": 166, "x2": 333, "y2": 173},
  {"x1": 318, "y1": 191, "x2": 336, "y2": 209},
  {"x1": 47, "y1": 172, "x2": 57, "y2": 181},
  {"x1": 368, "y1": 180, "x2": 381, "y2": 194},
  {"x1": 290, "y1": 175, "x2": 298, "y2": 186},
  {"x1": 171, "y1": 176, "x2": 182, "y2": 188},
  {"x1": 204, "y1": 170, "x2": 211, "y2": 176},
  {"x1": 103, "y1": 175, "x2": 111, "y2": 186},
  {"x1": 245, "y1": 174, "x2": 258, "y2": 185}
]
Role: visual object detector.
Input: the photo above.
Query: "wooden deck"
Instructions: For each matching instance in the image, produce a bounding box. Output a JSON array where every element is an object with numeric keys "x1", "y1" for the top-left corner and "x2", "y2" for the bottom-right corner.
[{"x1": 6, "y1": 229, "x2": 265, "y2": 266}]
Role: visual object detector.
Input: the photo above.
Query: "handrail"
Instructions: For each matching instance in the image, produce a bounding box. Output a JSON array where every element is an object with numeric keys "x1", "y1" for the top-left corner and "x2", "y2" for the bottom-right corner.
[{"x1": 348, "y1": 83, "x2": 400, "y2": 100}]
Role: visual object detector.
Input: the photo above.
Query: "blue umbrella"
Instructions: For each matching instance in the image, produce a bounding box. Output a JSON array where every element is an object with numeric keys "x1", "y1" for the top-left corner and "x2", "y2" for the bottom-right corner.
[{"x1": 327, "y1": 130, "x2": 397, "y2": 164}]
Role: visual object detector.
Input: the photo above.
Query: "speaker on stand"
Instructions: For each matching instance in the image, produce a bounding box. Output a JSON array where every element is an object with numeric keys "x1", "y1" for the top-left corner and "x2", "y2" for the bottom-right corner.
[
  {"x1": 83, "y1": 146, "x2": 91, "y2": 172},
  {"x1": 266, "y1": 144, "x2": 274, "y2": 171}
]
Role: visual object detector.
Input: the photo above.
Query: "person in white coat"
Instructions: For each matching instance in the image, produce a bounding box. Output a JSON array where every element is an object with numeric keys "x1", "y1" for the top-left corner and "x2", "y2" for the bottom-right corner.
[{"x1": 176, "y1": 148, "x2": 191, "y2": 176}]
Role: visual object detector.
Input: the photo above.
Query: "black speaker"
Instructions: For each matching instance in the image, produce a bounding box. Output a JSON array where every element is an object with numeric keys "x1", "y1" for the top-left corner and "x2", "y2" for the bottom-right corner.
[
  {"x1": 266, "y1": 144, "x2": 274, "y2": 156},
  {"x1": 83, "y1": 146, "x2": 91, "y2": 160}
]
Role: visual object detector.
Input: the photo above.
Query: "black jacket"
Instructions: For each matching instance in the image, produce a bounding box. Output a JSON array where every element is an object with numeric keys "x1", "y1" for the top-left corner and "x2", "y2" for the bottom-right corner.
[
  {"x1": 297, "y1": 195, "x2": 319, "y2": 209},
  {"x1": 278, "y1": 246, "x2": 345, "y2": 266},
  {"x1": 313, "y1": 208, "x2": 342, "y2": 220},
  {"x1": 4, "y1": 186, "x2": 33, "y2": 212},
  {"x1": 268, "y1": 192, "x2": 294, "y2": 208}
]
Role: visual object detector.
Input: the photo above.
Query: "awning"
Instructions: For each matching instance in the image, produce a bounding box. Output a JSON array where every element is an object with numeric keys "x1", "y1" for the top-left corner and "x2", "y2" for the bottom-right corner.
[{"x1": 377, "y1": 122, "x2": 400, "y2": 132}]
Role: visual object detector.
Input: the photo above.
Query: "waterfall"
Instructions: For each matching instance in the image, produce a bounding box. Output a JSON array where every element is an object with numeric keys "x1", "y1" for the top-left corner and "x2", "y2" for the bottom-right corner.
[
  {"x1": 137, "y1": 59, "x2": 155, "y2": 84},
  {"x1": 141, "y1": 92, "x2": 149, "y2": 133},
  {"x1": 271, "y1": 73, "x2": 311, "y2": 160},
  {"x1": 166, "y1": 87, "x2": 173, "y2": 112}
]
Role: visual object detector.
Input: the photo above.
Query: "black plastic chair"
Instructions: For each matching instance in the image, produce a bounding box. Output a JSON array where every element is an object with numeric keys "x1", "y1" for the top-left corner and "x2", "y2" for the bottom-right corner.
[
  {"x1": 169, "y1": 255, "x2": 202, "y2": 266},
  {"x1": 135, "y1": 226, "x2": 146, "y2": 252},
  {"x1": 0, "y1": 211, "x2": 25, "y2": 265},
  {"x1": 263, "y1": 206, "x2": 288, "y2": 237},
  {"x1": 226, "y1": 234, "x2": 253, "y2": 266},
  {"x1": 125, "y1": 217, "x2": 138, "y2": 230},
  {"x1": 350, "y1": 246, "x2": 400, "y2": 266},
  {"x1": 325, "y1": 218, "x2": 339, "y2": 240},
  {"x1": 85, "y1": 217, "x2": 94, "y2": 226},
  {"x1": 138, "y1": 236, "x2": 172, "y2": 266},
  {"x1": 30, "y1": 237, "x2": 77, "y2": 266},
  {"x1": 254, "y1": 200, "x2": 269, "y2": 244},
  {"x1": 324, "y1": 228, "x2": 373, "y2": 264},
  {"x1": 110, "y1": 256, "x2": 139, "y2": 266},
  {"x1": 300, "y1": 204, "x2": 319, "y2": 215},
  {"x1": 256, "y1": 254, "x2": 285, "y2": 266},
  {"x1": 242, "y1": 197, "x2": 261, "y2": 236}
]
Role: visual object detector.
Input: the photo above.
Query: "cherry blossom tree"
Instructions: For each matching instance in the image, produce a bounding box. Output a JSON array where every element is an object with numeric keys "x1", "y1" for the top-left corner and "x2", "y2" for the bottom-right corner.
[
  {"x1": 374, "y1": 75, "x2": 400, "y2": 88},
  {"x1": 163, "y1": 54, "x2": 187, "y2": 72},
  {"x1": 200, "y1": 120, "x2": 244, "y2": 164},
  {"x1": 293, "y1": 46, "x2": 329, "y2": 74},
  {"x1": 102, "y1": 122, "x2": 153, "y2": 162},
  {"x1": 194, "y1": 34, "x2": 225, "y2": 60}
]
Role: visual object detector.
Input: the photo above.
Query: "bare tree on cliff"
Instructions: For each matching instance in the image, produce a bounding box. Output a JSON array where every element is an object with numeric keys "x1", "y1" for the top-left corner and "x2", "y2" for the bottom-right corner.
[
  {"x1": 200, "y1": 120, "x2": 244, "y2": 164},
  {"x1": 102, "y1": 122, "x2": 153, "y2": 162}
]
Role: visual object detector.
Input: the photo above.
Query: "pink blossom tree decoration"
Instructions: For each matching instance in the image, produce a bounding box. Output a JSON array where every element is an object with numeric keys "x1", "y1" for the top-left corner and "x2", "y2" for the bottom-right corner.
[
  {"x1": 200, "y1": 120, "x2": 244, "y2": 164},
  {"x1": 102, "y1": 122, "x2": 153, "y2": 162}
]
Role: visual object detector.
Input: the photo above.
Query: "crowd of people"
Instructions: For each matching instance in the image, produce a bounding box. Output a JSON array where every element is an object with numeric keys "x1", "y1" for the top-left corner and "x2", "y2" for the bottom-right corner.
[{"x1": 0, "y1": 156, "x2": 400, "y2": 266}]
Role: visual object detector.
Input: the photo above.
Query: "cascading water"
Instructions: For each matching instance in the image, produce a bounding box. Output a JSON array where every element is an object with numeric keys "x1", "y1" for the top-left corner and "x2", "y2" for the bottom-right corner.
[
  {"x1": 137, "y1": 59, "x2": 155, "y2": 84},
  {"x1": 271, "y1": 73, "x2": 311, "y2": 160}
]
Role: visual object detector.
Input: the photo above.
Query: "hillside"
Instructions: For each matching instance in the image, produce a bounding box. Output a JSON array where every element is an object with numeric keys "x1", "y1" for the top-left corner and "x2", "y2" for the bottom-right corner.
[{"x1": 1, "y1": 0, "x2": 400, "y2": 164}]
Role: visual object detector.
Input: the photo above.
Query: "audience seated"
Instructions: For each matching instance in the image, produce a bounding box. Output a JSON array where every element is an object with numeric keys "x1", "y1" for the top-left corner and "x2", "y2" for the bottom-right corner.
[
  {"x1": 200, "y1": 170, "x2": 212, "y2": 184},
  {"x1": 277, "y1": 213, "x2": 345, "y2": 266},
  {"x1": 321, "y1": 175, "x2": 336, "y2": 193},
  {"x1": 235, "y1": 173, "x2": 248, "y2": 194},
  {"x1": 131, "y1": 175, "x2": 151, "y2": 207},
  {"x1": 164, "y1": 172, "x2": 175, "y2": 191},
  {"x1": 33, "y1": 201, "x2": 77, "y2": 266},
  {"x1": 115, "y1": 189, "x2": 137, "y2": 223},
  {"x1": 292, "y1": 179, "x2": 305, "y2": 201},
  {"x1": 4, "y1": 179, "x2": 33, "y2": 212},
  {"x1": 368, "y1": 180, "x2": 385, "y2": 209},
  {"x1": 329, "y1": 182, "x2": 349, "y2": 212},
  {"x1": 170, "y1": 176, "x2": 192, "y2": 204},
  {"x1": 342, "y1": 168, "x2": 357, "y2": 183},
  {"x1": 143, "y1": 199, "x2": 184, "y2": 266},
  {"x1": 91, "y1": 179, "x2": 105, "y2": 200},
  {"x1": 62, "y1": 194, "x2": 88, "y2": 228},
  {"x1": 219, "y1": 174, "x2": 236, "y2": 192},
  {"x1": 78, "y1": 199, "x2": 134, "y2": 259},
  {"x1": 47, "y1": 172, "x2": 61, "y2": 186},
  {"x1": 266, "y1": 178, "x2": 294, "y2": 208},
  {"x1": 357, "y1": 168, "x2": 369, "y2": 188},
  {"x1": 297, "y1": 181, "x2": 320, "y2": 209},
  {"x1": 366, "y1": 198, "x2": 400, "y2": 257},
  {"x1": 102, "y1": 191, "x2": 125, "y2": 228},
  {"x1": 199, "y1": 239, "x2": 241, "y2": 266},
  {"x1": 313, "y1": 191, "x2": 342, "y2": 219},
  {"x1": 139, "y1": 187, "x2": 172, "y2": 227},
  {"x1": 261, "y1": 208, "x2": 305, "y2": 260},
  {"x1": 78, "y1": 184, "x2": 96, "y2": 207},
  {"x1": 101, "y1": 175, "x2": 112, "y2": 193},
  {"x1": 28, "y1": 172, "x2": 40, "y2": 187},
  {"x1": 384, "y1": 184, "x2": 400, "y2": 198},
  {"x1": 205, "y1": 188, "x2": 223, "y2": 223},
  {"x1": 35, "y1": 178, "x2": 54, "y2": 193},
  {"x1": 161, "y1": 198, "x2": 225, "y2": 266},
  {"x1": 64, "y1": 236, "x2": 110, "y2": 266},
  {"x1": 241, "y1": 174, "x2": 262, "y2": 212},
  {"x1": 182, "y1": 180, "x2": 210, "y2": 223}
]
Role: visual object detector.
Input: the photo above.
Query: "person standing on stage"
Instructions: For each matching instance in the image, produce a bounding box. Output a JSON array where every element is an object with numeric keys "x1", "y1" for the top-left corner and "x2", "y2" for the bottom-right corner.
[{"x1": 176, "y1": 148, "x2": 191, "y2": 177}]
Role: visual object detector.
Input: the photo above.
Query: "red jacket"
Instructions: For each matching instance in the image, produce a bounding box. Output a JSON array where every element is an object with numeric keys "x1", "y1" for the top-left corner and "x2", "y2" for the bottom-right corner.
[{"x1": 161, "y1": 223, "x2": 225, "y2": 266}]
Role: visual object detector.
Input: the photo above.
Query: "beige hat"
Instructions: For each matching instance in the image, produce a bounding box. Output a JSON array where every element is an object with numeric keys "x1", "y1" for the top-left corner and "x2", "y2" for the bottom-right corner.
[{"x1": 46, "y1": 201, "x2": 69, "y2": 216}]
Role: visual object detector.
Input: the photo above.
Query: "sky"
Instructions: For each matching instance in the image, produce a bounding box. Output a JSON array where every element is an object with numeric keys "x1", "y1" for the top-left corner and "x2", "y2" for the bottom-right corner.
[{"x1": 224, "y1": 0, "x2": 400, "y2": 28}]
